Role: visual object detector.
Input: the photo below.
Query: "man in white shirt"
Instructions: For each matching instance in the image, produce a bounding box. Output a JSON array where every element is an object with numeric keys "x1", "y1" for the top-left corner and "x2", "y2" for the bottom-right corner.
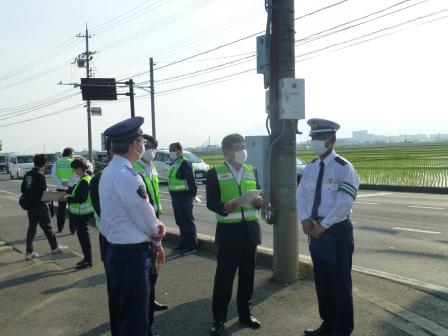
[
  {"x1": 296, "y1": 118, "x2": 359, "y2": 336},
  {"x1": 99, "y1": 116, "x2": 166, "y2": 336}
]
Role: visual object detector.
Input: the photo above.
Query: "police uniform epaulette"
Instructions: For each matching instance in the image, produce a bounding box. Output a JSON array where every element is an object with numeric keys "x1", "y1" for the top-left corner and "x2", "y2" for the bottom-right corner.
[
  {"x1": 125, "y1": 165, "x2": 138, "y2": 176},
  {"x1": 334, "y1": 156, "x2": 348, "y2": 166}
]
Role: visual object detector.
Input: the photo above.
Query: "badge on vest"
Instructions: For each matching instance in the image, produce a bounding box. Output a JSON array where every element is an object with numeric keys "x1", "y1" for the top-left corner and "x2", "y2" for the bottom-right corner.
[{"x1": 137, "y1": 185, "x2": 148, "y2": 199}]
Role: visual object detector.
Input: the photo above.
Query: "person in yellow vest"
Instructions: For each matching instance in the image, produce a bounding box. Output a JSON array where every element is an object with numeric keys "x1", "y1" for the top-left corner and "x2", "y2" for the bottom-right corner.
[
  {"x1": 133, "y1": 134, "x2": 169, "y2": 320},
  {"x1": 205, "y1": 133, "x2": 263, "y2": 335},
  {"x1": 61, "y1": 158, "x2": 94, "y2": 269},
  {"x1": 168, "y1": 142, "x2": 198, "y2": 255},
  {"x1": 51, "y1": 147, "x2": 75, "y2": 233}
]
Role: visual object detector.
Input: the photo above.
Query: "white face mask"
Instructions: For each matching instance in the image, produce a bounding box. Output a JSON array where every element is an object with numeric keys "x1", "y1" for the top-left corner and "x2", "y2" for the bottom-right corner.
[
  {"x1": 143, "y1": 149, "x2": 156, "y2": 161},
  {"x1": 169, "y1": 152, "x2": 178, "y2": 160},
  {"x1": 233, "y1": 149, "x2": 247, "y2": 165},
  {"x1": 310, "y1": 140, "x2": 328, "y2": 156}
]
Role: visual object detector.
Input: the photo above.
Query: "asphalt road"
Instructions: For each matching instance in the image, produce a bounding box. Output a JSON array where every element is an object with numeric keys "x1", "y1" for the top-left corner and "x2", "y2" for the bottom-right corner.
[{"x1": 1, "y1": 172, "x2": 447, "y2": 287}]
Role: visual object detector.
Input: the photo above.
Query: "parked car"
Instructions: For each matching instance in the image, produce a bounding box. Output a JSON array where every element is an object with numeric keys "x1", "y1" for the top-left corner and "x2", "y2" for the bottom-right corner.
[
  {"x1": 0, "y1": 154, "x2": 9, "y2": 173},
  {"x1": 44, "y1": 153, "x2": 59, "y2": 175},
  {"x1": 296, "y1": 158, "x2": 306, "y2": 185},
  {"x1": 153, "y1": 149, "x2": 210, "y2": 183},
  {"x1": 93, "y1": 151, "x2": 108, "y2": 173},
  {"x1": 8, "y1": 155, "x2": 34, "y2": 179}
]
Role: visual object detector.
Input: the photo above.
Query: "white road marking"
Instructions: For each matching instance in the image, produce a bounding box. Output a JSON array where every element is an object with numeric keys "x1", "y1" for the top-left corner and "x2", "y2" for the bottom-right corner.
[
  {"x1": 357, "y1": 192, "x2": 393, "y2": 198},
  {"x1": 408, "y1": 205, "x2": 445, "y2": 210},
  {"x1": 0, "y1": 189, "x2": 20, "y2": 196},
  {"x1": 392, "y1": 227, "x2": 441, "y2": 235},
  {"x1": 355, "y1": 202, "x2": 379, "y2": 205}
]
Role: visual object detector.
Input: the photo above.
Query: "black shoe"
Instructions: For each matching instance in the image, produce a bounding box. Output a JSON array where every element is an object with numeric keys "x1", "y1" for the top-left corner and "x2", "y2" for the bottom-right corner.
[
  {"x1": 238, "y1": 315, "x2": 261, "y2": 329},
  {"x1": 210, "y1": 321, "x2": 225, "y2": 335},
  {"x1": 181, "y1": 248, "x2": 197, "y2": 255},
  {"x1": 304, "y1": 324, "x2": 333, "y2": 335},
  {"x1": 76, "y1": 260, "x2": 92, "y2": 269},
  {"x1": 154, "y1": 301, "x2": 169, "y2": 311},
  {"x1": 76, "y1": 259, "x2": 85, "y2": 266}
]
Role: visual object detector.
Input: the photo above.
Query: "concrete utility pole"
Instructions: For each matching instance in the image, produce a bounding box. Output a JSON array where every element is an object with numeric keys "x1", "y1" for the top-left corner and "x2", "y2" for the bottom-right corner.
[
  {"x1": 269, "y1": 0, "x2": 298, "y2": 282},
  {"x1": 77, "y1": 24, "x2": 93, "y2": 162},
  {"x1": 149, "y1": 57, "x2": 156, "y2": 139},
  {"x1": 129, "y1": 79, "x2": 135, "y2": 117}
]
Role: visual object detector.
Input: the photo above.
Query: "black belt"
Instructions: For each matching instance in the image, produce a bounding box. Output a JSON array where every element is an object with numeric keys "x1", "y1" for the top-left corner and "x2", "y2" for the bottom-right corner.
[{"x1": 108, "y1": 242, "x2": 150, "y2": 248}]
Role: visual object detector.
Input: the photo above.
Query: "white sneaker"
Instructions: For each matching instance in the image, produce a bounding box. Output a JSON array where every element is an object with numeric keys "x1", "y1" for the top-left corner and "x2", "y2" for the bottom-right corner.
[
  {"x1": 50, "y1": 245, "x2": 67, "y2": 254},
  {"x1": 25, "y1": 251, "x2": 39, "y2": 260}
]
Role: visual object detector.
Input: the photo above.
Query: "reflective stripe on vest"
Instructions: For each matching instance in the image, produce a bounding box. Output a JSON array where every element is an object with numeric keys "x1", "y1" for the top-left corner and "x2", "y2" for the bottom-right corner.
[
  {"x1": 134, "y1": 160, "x2": 162, "y2": 215},
  {"x1": 69, "y1": 175, "x2": 94, "y2": 215},
  {"x1": 56, "y1": 157, "x2": 74, "y2": 183},
  {"x1": 215, "y1": 164, "x2": 259, "y2": 223},
  {"x1": 168, "y1": 156, "x2": 189, "y2": 192}
]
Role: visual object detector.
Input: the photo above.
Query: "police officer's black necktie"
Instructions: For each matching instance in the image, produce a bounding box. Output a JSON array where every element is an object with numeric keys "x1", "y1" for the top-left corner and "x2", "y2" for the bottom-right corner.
[{"x1": 311, "y1": 161, "x2": 324, "y2": 219}]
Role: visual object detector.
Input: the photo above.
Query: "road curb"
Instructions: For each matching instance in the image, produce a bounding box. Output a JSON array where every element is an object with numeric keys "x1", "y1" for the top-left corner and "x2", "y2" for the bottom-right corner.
[
  {"x1": 165, "y1": 229, "x2": 448, "y2": 296},
  {"x1": 165, "y1": 228, "x2": 314, "y2": 281}
]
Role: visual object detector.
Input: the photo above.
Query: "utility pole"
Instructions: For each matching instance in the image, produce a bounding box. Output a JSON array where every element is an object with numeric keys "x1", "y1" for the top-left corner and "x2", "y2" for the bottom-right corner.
[
  {"x1": 76, "y1": 24, "x2": 93, "y2": 163},
  {"x1": 269, "y1": 0, "x2": 298, "y2": 282},
  {"x1": 129, "y1": 79, "x2": 135, "y2": 117},
  {"x1": 149, "y1": 57, "x2": 156, "y2": 139}
]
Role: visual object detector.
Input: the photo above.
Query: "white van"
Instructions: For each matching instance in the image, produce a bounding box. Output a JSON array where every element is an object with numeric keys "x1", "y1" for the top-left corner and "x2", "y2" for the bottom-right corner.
[
  {"x1": 8, "y1": 154, "x2": 35, "y2": 179},
  {"x1": 153, "y1": 149, "x2": 210, "y2": 183}
]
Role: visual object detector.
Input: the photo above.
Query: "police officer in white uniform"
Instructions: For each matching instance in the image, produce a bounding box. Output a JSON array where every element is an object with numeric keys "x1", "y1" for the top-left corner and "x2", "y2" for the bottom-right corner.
[
  {"x1": 99, "y1": 116, "x2": 166, "y2": 336},
  {"x1": 296, "y1": 118, "x2": 359, "y2": 336}
]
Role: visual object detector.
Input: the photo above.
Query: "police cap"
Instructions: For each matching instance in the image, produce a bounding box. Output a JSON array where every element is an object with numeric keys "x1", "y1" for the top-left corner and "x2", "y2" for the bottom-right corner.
[
  {"x1": 307, "y1": 118, "x2": 340, "y2": 136},
  {"x1": 104, "y1": 116, "x2": 144, "y2": 142}
]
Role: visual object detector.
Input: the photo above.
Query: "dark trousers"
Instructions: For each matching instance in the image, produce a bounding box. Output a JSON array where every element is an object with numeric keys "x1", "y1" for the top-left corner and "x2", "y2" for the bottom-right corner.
[
  {"x1": 56, "y1": 191, "x2": 67, "y2": 231},
  {"x1": 26, "y1": 204, "x2": 58, "y2": 253},
  {"x1": 310, "y1": 219, "x2": 354, "y2": 336},
  {"x1": 70, "y1": 214, "x2": 92, "y2": 263},
  {"x1": 149, "y1": 267, "x2": 158, "y2": 327},
  {"x1": 212, "y1": 228, "x2": 257, "y2": 322},
  {"x1": 171, "y1": 192, "x2": 197, "y2": 250},
  {"x1": 106, "y1": 243, "x2": 153, "y2": 336}
]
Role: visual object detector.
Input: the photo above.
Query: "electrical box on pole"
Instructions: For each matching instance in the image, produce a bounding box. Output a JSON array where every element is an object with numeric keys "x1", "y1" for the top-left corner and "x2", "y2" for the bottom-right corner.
[
  {"x1": 90, "y1": 107, "x2": 102, "y2": 116},
  {"x1": 279, "y1": 78, "x2": 305, "y2": 120}
]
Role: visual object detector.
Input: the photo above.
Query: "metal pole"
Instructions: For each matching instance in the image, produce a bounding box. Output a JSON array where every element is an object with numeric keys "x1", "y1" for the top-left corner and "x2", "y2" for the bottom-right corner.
[
  {"x1": 269, "y1": 0, "x2": 298, "y2": 282},
  {"x1": 149, "y1": 57, "x2": 156, "y2": 138},
  {"x1": 85, "y1": 24, "x2": 93, "y2": 163},
  {"x1": 129, "y1": 79, "x2": 135, "y2": 117}
]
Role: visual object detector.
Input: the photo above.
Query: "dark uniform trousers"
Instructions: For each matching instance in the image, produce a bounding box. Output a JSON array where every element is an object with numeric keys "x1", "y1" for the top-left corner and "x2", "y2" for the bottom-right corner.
[
  {"x1": 212, "y1": 223, "x2": 257, "y2": 322},
  {"x1": 310, "y1": 218, "x2": 354, "y2": 336},
  {"x1": 26, "y1": 204, "x2": 57, "y2": 253},
  {"x1": 70, "y1": 213, "x2": 92, "y2": 263},
  {"x1": 105, "y1": 243, "x2": 153, "y2": 336},
  {"x1": 171, "y1": 192, "x2": 197, "y2": 250}
]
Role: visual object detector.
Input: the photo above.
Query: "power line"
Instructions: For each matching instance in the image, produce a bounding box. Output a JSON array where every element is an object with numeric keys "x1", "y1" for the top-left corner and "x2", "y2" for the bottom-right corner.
[
  {"x1": 0, "y1": 104, "x2": 83, "y2": 128},
  {"x1": 0, "y1": 88, "x2": 76, "y2": 112}
]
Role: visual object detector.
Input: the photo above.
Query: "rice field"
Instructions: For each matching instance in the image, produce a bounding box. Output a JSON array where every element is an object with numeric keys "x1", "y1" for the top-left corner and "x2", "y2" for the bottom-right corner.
[{"x1": 196, "y1": 143, "x2": 448, "y2": 187}]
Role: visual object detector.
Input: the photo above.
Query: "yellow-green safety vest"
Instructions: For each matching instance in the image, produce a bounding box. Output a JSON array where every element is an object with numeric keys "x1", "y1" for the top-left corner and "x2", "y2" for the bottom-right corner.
[
  {"x1": 56, "y1": 156, "x2": 74, "y2": 183},
  {"x1": 168, "y1": 156, "x2": 189, "y2": 192},
  {"x1": 69, "y1": 175, "x2": 94, "y2": 215},
  {"x1": 215, "y1": 163, "x2": 259, "y2": 223},
  {"x1": 134, "y1": 160, "x2": 162, "y2": 216}
]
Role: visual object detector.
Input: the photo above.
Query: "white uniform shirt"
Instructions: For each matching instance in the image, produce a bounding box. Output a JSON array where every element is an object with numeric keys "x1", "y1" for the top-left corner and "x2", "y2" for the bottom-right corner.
[
  {"x1": 296, "y1": 150, "x2": 359, "y2": 229},
  {"x1": 99, "y1": 155, "x2": 160, "y2": 244},
  {"x1": 225, "y1": 161, "x2": 244, "y2": 185}
]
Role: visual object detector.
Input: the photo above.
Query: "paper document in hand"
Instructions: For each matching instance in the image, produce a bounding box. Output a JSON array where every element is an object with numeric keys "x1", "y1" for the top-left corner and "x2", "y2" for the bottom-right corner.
[
  {"x1": 41, "y1": 191, "x2": 66, "y2": 202},
  {"x1": 231, "y1": 190, "x2": 262, "y2": 207}
]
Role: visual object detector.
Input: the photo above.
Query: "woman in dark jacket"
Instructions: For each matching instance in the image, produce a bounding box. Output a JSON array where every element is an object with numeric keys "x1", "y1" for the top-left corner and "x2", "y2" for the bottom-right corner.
[{"x1": 63, "y1": 158, "x2": 94, "y2": 269}]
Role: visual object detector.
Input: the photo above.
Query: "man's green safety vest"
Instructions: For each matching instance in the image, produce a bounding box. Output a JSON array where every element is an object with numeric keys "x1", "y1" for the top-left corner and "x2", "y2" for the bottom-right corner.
[
  {"x1": 134, "y1": 160, "x2": 162, "y2": 216},
  {"x1": 56, "y1": 156, "x2": 74, "y2": 184},
  {"x1": 215, "y1": 163, "x2": 259, "y2": 223},
  {"x1": 168, "y1": 156, "x2": 189, "y2": 192},
  {"x1": 69, "y1": 175, "x2": 94, "y2": 215}
]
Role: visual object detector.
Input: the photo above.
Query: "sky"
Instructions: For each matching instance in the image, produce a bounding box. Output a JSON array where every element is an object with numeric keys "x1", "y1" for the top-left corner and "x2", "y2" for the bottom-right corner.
[{"x1": 0, "y1": 0, "x2": 447, "y2": 153}]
